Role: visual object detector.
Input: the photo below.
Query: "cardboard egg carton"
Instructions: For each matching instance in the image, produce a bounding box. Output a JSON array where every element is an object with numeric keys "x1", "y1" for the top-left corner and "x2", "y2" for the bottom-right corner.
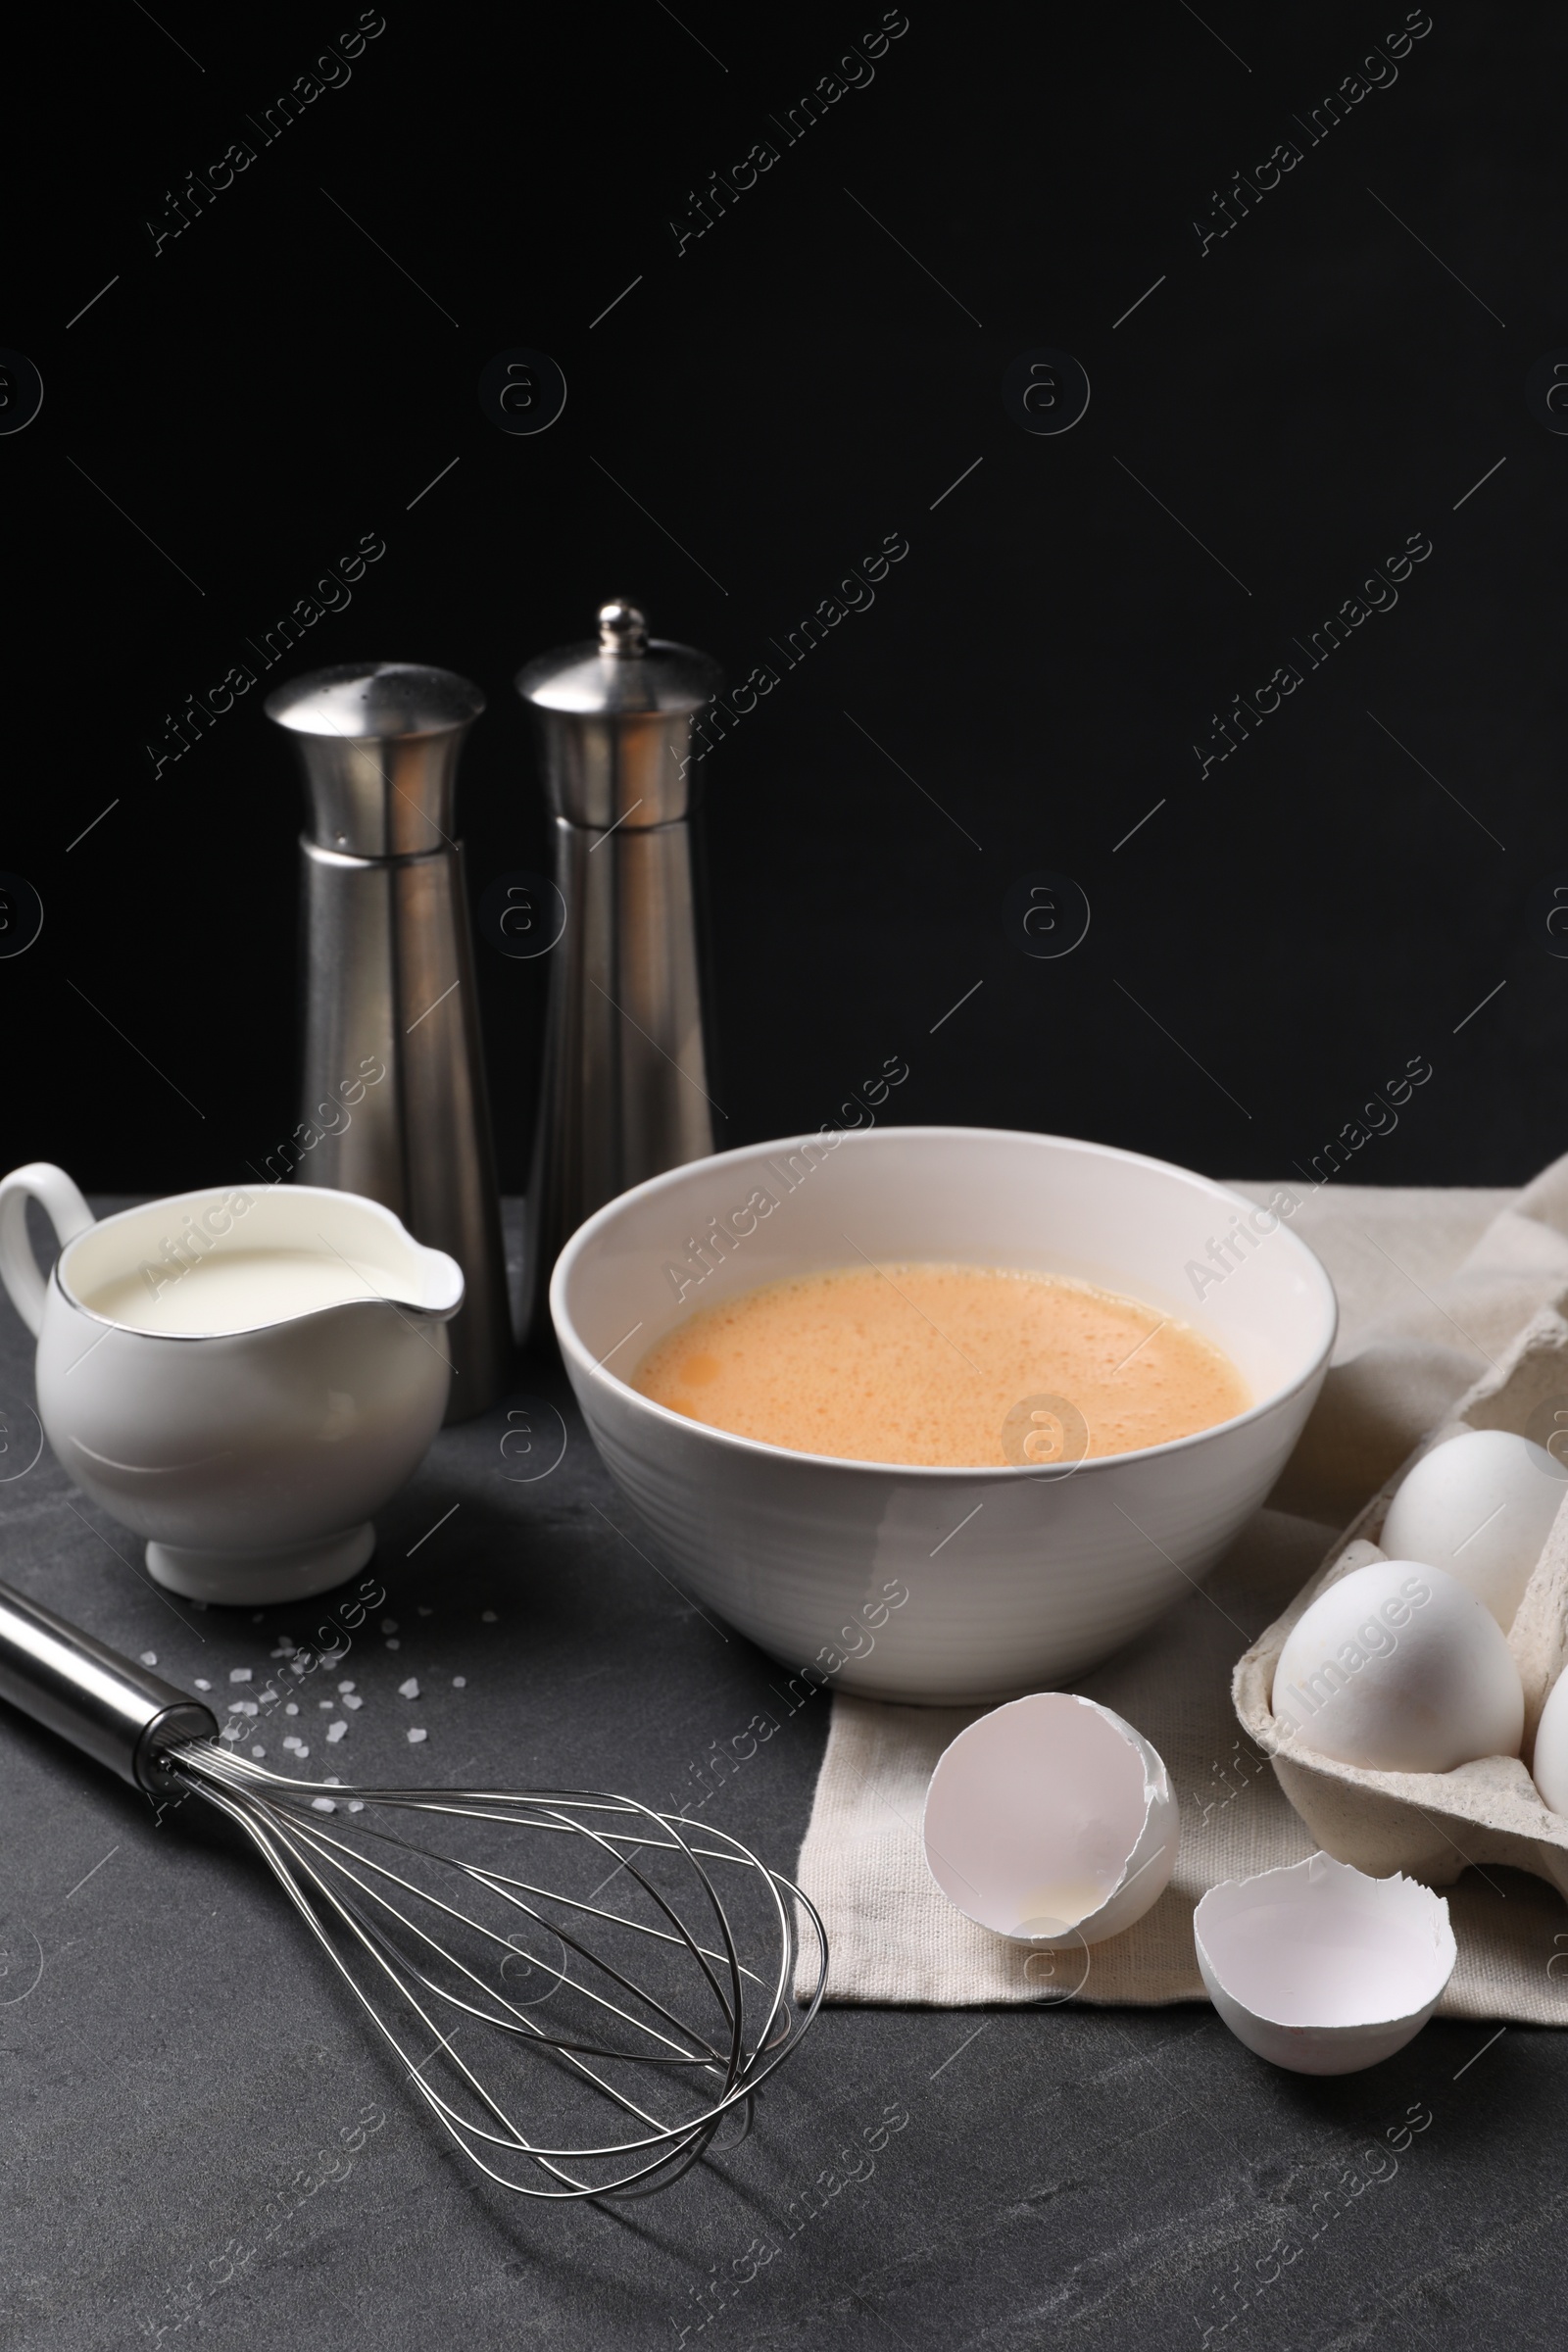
[{"x1": 1234, "y1": 1304, "x2": 1568, "y2": 1903}]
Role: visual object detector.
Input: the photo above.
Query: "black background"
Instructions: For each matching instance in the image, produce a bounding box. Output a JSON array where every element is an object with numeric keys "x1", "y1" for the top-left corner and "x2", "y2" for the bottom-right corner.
[{"x1": 5, "y1": 2, "x2": 1565, "y2": 1193}]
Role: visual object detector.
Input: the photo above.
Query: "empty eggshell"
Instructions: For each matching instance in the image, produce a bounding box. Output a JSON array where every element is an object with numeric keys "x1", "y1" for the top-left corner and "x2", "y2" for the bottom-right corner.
[
  {"x1": 922, "y1": 1692, "x2": 1179, "y2": 1948},
  {"x1": 1271, "y1": 1558, "x2": 1524, "y2": 1772},
  {"x1": 1380, "y1": 1428, "x2": 1567, "y2": 1631},
  {"x1": 1531, "y1": 1670, "x2": 1568, "y2": 1815},
  {"x1": 1195, "y1": 1853, "x2": 1455, "y2": 2074}
]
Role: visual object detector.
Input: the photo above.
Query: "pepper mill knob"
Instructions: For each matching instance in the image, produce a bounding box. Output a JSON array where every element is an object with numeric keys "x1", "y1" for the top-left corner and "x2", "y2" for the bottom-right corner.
[{"x1": 597, "y1": 599, "x2": 649, "y2": 657}]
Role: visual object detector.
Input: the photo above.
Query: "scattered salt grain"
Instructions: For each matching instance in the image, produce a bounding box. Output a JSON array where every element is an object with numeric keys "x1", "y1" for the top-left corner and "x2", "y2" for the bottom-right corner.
[
  {"x1": 452, "y1": 1677, "x2": 466, "y2": 1689},
  {"x1": 252, "y1": 1746, "x2": 266, "y2": 1759},
  {"x1": 312, "y1": 1797, "x2": 336, "y2": 1813},
  {"x1": 139, "y1": 1651, "x2": 158, "y2": 1667},
  {"x1": 337, "y1": 1681, "x2": 356, "y2": 1693},
  {"x1": 229, "y1": 1668, "x2": 252, "y2": 1684},
  {"x1": 193, "y1": 1679, "x2": 212, "y2": 1691},
  {"x1": 481, "y1": 1610, "x2": 497, "y2": 1623},
  {"x1": 343, "y1": 1693, "x2": 364, "y2": 1710},
  {"x1": 347, "y1": 1800, "x2": 365, "y2": 1813},
  {"x1": 398, "y1": 1677, "x2": 419, "y2": 1699},
  {"x1": 407, "y1": 1728, "x2": 427, "y2": 1744},
  {"x1": 285, "y1": 1702, "x2": 299, "y2": 1716},
  {"x1": 380, "y1": 1618, "x2": 398, "y2": 1634},
  {"x1": 385, "y1": 1639, "x2": 401, "y2": 1650},
  {"x1": 326, "y1": 1722, "x2": 347, "y2": 1743},
  {"x1": 416, "y1": 1606, "x2": 433, "y2": 1617},
  {"x1": 227, "y1": 1699, "x2": 258, "y2": 1717}
]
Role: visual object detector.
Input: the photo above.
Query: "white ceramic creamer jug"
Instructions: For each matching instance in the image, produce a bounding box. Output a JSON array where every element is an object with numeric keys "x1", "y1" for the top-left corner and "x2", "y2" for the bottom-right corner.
[{"x1": 0, "y1": 1163, "x2": 464, "y2": 1604}]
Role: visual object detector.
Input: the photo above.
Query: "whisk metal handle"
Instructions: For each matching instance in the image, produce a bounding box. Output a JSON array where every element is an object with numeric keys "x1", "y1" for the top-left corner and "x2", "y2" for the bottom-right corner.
[{"x1": 0, "y1": 1578, "x2": 217, "y2": 1792}]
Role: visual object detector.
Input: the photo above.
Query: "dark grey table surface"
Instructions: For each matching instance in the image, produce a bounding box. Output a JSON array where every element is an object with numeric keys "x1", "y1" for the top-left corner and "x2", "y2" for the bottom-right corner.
[{"x1": 3, "y1": 1208, "x2": 1567, "y2": 2352}]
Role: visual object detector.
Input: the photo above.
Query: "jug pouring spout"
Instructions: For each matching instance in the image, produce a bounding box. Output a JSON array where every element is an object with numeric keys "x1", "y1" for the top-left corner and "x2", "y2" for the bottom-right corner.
[{"x1": 408, "y1": 1245, "x2": 465, "y2": 1323}]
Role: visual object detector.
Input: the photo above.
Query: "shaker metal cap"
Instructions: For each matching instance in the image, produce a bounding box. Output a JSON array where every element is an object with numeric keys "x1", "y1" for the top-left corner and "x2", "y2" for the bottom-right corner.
[
  {"x1": 514, "y1": 601, "x2": 721, "y2": 718},
  {"x1": 267, "y1": 662, "x2": 485, "y2": 858},
  {"x1": 266, "y1": 662, "x2": 485, "y2": 741}
]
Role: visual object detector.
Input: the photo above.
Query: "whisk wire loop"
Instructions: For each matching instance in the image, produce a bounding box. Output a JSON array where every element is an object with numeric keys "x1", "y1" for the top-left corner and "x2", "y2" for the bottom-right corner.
[{"x1": 171, "y1": 1742, "x2": 826, "y2": 2199}]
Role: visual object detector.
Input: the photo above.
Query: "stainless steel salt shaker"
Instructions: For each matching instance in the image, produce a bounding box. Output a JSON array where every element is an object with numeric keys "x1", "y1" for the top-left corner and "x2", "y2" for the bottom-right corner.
[
  {"x1": 266, "y1": 662, "x2": 511, "y2": 1418},
  {"x1": 515, "y1": 602, "x2": 722, "y2": 1344}
]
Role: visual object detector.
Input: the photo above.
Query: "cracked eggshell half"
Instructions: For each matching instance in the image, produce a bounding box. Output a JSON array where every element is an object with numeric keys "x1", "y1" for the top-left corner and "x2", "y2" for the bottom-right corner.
[
  {"x1": 922, "y1": 1691, "x2": 1179, "y2": 1948},
  {"x1": 1271, "y1": 1558, "x2": 1524, "y2": 1772},
  {"x1": 1380, "y1": 1428, "x2": 1568, "y2": 1632},
  {"x1": 1195, "y1": 1854, "x2": 1456, "y2": 2075}
]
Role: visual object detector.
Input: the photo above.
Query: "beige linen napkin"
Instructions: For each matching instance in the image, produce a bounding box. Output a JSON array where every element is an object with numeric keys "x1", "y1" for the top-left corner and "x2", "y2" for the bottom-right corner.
[{"x1": 795, "y1": 1163, "x2": 1568, "y2": 2020}]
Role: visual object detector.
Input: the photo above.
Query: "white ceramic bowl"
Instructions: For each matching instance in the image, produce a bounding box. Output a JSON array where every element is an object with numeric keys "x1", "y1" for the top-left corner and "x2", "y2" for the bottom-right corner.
[{"x1": 551, "y1": 1126, "x2": 1336, "y2": 1702}]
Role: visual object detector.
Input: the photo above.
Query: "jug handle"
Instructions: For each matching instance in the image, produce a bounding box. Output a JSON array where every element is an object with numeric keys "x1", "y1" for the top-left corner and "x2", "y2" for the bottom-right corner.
[{"x1": 0, "y1": 1164, "x2": 95, "y2": 1337}]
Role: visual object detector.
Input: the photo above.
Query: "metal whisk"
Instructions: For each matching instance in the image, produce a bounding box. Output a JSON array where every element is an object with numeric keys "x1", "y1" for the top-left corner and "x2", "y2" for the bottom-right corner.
[{"x1": 0, "y1": 1579, "x2": 825, "y2": 2199}]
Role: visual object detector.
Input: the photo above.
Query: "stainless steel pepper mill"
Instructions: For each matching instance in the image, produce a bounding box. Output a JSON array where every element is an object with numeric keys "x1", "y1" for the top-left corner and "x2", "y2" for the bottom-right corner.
[
  {"x1": 266, "y1": 662, "x2": 511, "y2": 1419},
  {"x1": 515, "y1": 602, "x2": 722, "y2": 1343}
]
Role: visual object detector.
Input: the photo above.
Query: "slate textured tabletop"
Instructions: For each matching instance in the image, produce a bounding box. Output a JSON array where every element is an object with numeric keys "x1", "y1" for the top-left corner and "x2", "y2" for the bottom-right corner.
[{"x1": 5, "y1": 1206, "x2": 1568, "y2": 2352}]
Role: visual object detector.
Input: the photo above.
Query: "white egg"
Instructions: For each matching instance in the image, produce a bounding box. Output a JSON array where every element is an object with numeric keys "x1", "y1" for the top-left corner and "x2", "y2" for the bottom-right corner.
[
  {"x1": 1381, "y1": 1428, "x2": 1567, "y2": 1631},
  {"x1": 1271, "y1": 1559, "x2": 1523, "y2": 1772},
  {"x1": 1532, "y1": 1670, "x2": 1568, "y2": 1815}
]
